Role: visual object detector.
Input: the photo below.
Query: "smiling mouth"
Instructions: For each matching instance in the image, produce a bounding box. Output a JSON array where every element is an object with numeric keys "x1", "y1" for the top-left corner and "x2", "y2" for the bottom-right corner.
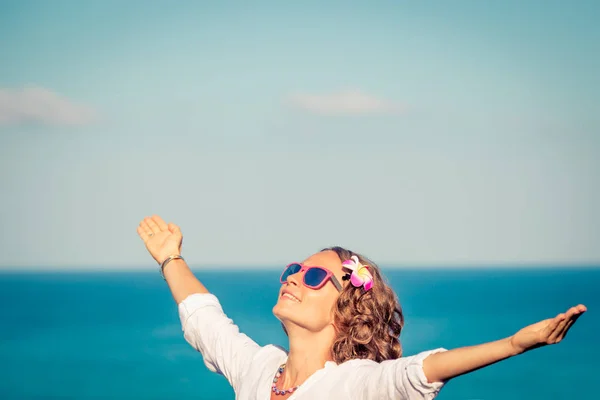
[{"x1": 282, "y1": 293, "x2": 301, "y2": 303}]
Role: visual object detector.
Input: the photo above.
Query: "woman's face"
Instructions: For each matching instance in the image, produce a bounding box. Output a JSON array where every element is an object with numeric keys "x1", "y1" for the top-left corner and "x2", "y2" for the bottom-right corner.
[{"x1": 272, "y1": 250, "x2": 347, "y2": 333}]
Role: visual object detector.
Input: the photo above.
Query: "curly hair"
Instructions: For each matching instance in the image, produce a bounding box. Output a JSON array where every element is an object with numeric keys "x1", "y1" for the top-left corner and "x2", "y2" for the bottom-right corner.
[{"x1": 323, "y1": 246, "x2": 404, "y2": 363}]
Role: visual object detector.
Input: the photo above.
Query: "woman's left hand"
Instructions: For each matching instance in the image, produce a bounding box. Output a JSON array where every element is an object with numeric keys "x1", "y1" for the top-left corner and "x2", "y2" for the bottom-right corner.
[{"x1": 509, "y1": 304, "x2": 587, "y2": 355}]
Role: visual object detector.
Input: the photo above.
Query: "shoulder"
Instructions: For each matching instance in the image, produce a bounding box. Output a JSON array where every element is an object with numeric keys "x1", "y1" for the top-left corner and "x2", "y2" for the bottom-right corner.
[
  {"x1": 329, "y1": 349, "x2": 448, "y2": 378},
  {"x1": 178, "y1": 292, "x2": 221, "y2": 310},
  {"x1": 246, "y1": 344, "x2": 288, "y2": 369},
  {"x1": 324, "y1": 358, "x2": 380, "y2": 378},
  {"x1": 336, "y1": 358, "x2": 379, "y2": 369}
]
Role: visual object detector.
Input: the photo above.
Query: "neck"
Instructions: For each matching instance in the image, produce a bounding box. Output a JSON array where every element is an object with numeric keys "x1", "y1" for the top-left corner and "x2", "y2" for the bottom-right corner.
[{"x1": 280, "y1": 324, "x2": 336, "y2": 389}]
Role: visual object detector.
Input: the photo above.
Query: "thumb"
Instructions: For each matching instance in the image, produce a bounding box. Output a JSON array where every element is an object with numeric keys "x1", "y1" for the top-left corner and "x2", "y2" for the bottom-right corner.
[{"x1": 168, "y1": 222, "x2": 182, "y2": 236}]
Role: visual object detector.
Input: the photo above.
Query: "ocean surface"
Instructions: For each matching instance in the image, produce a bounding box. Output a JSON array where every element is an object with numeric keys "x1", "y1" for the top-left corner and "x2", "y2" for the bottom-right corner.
[{"x1": 0, "y1": 267, "x2": 597, "y2": 400}]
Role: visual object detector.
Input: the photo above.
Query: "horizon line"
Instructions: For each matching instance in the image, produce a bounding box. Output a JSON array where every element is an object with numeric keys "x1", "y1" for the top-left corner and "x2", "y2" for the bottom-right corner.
[{"x1": 1, "y1": 262, "x2": 599, "y2": 273}]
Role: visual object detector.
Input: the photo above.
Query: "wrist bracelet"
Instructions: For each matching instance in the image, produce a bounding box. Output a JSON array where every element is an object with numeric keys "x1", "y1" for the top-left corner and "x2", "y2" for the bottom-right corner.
[{"x1": 160, "y1": 254, "x2": 184, "y2": 280}]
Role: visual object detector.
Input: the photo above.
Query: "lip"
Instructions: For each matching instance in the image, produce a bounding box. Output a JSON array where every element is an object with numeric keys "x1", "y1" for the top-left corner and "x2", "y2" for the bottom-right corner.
[{"x1": 281, "y1": 288, "x2": 301, "y2": 302}]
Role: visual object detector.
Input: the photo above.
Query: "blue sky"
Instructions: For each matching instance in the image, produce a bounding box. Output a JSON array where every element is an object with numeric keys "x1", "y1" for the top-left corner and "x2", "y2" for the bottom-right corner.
[{"x1": 0, "y1": 0, "x2": 598, "y2": 269}]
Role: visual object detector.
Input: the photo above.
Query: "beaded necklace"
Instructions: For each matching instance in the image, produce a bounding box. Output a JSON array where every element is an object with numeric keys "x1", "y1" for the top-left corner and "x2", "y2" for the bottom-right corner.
[{"x1": 271, "y1": 364, "x2": 299, "y2": 396}]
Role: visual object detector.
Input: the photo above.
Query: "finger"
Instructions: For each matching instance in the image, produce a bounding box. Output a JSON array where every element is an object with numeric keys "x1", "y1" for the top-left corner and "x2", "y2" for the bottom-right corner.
[
  {"x1": 564, "y1": 306, "x2": 580, "y2": 320},
  {"x1": 168, "y1": 222, "x2": 181, "y2": 235},
  {"x1": 548, "y1": 317, "x2": 568, "y2": 342},
  {"x1": 139, "y1": 219, "x2": 153, "y2": 235},
  {"x1": 563, "y1": 306, "x2": 585, "y2": 327},
  {"x1": 559, "y1": 313, "x2": 582, "y2": 341},
  {"x1": 137, "y1": 226, "x2": 149, "y2": 241},
  {"x1": 152, "y1": 215, "x2": 168, "y2": 231},
  {"x1": 145, "y1": 216, "x2": 161, "y2": 233},
  {"x1": 557, "y1": 319, "x2": 574, "y2": 342},
  {"x1": 542, "y1": 313, "x2": 565, "y2": 338}
]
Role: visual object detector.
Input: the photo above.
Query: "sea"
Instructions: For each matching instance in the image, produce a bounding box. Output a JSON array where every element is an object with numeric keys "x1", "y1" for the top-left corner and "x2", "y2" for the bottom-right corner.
[{"x1": 0, "y1": 267, "x2": 597, "y2": 400}]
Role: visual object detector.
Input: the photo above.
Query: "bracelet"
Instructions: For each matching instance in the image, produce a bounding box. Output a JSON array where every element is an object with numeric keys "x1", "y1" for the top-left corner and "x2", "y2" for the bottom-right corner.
[{"x1": 160, "y1": 254, "x2": 184, "y2": 280}]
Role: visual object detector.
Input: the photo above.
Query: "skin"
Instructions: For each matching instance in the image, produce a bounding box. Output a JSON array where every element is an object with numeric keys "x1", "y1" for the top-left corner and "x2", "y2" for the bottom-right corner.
[
  {"x1": 138, "y1": 215, "x2": 587, "y2": 398},
  {"x1": 271, "y1": 250, "x2": 347, "y2": 397}
]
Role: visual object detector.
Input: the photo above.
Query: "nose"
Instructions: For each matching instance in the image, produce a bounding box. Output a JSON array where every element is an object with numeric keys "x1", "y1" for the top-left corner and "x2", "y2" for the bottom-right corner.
[{"x1": 286, "y1": 270, "x2": 302, "y2": 287}]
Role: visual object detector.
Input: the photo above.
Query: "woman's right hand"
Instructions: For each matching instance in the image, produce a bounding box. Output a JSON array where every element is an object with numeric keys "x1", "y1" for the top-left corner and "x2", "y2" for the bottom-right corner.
[{"x1": 137, "y1": 215, "x2": 183, "y2": 265}]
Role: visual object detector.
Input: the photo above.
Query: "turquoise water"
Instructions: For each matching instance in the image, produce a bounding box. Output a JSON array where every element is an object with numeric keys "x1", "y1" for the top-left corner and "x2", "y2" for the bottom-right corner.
[{"x1": 0, "y1": 268, "x2": 597, "y2": 399}]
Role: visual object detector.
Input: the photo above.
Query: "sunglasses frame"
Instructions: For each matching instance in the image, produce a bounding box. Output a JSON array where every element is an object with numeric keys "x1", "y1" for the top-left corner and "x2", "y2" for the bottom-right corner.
[{"x1": 280, "y1": 263, "x2": 343, "y2": 292}]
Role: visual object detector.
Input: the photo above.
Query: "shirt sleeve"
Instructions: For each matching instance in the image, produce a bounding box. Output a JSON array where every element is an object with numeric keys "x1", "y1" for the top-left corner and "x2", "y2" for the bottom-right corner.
[
  {"x1": 178, "y1": 293, "x2": 261, "y2": 393},
  {"x1": 352, "y1": 348, "x2": 448, "y2": 399}
]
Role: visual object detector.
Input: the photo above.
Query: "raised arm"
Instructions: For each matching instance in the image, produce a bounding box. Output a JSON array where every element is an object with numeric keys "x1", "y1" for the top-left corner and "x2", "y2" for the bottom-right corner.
[
  {"x1": 137, "y1": 215, "x2": 207, "y2": 303},
  {"x1": 422, "y1": 304, "x2": 587, "y2": 383},
  {"x1": 137, "y1": 215, "x2": 261, "y2": 393}
]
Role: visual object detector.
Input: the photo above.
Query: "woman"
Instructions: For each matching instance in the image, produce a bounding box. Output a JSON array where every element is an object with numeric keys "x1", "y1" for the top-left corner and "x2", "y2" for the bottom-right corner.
[{"x1": 137, "y1": 215, "x2": 586, "y2": 399}]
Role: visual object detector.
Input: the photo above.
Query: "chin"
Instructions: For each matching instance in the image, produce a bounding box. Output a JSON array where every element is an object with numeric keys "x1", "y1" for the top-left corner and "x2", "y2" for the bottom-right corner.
[
  {"x1": 272, "y1": 299, "x2": 291, "y2": 320},
  {"x1": 272, "y1": 300, "x2": 301, "y2": 324},
  {"x1": 273, "y1": 305, "x2": 326, "y2": 334}
]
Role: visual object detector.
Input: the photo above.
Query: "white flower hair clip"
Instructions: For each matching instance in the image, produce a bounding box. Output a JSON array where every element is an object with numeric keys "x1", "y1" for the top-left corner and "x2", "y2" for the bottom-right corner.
[{"x1": 341, "y1": 255, "x2": 373, "y2": 291}]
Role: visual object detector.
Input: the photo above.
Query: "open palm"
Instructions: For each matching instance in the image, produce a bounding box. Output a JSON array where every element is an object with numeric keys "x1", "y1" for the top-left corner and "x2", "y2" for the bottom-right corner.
[
  {"x1": 137, "y1": 215, "x2": 183, "y2": 265},
  {"x1": 510, "y1": 304, "x2": 587, "y2": 355}
]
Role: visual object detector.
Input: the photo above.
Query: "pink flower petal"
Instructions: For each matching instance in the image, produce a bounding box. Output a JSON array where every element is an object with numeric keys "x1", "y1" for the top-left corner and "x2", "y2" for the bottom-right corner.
[
  {"x1": 342, "y1": 260, "x2": 356, "y2": 270},
  {"x1": 350, "y1": 272, "x2": 364, "y2": 287}
]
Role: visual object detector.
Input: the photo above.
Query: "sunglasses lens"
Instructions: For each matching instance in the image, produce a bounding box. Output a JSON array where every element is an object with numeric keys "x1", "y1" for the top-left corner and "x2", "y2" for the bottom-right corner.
[
  {"x1": 304, "y1": 268, "x2": 328, "y2": 288},
  {"x1": 281, "y1": 263, "x2": 302, "y2": 282}
]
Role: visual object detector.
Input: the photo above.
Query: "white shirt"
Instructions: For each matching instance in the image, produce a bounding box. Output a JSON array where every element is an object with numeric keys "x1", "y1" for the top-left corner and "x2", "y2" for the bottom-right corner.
[{"x1": 178, "y1": 293, "x2": 447, "y2": 400}]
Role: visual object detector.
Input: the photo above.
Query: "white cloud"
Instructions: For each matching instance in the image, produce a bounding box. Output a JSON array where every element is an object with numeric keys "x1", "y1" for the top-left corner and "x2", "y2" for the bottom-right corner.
[
  {"x1": 287, "y1": 89, "x2": 405, "y2": 115},
  {"x1": 0, "y1": 86, "x2": 95, "y2": 126}
]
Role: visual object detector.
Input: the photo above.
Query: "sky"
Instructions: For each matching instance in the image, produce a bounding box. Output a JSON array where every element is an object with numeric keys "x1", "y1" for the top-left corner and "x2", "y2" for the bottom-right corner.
[{"x1": 0, "y1": 0, "x2": 598, "y2": 270}]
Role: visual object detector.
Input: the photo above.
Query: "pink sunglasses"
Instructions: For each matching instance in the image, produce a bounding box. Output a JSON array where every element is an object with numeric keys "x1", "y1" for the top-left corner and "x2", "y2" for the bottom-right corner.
[{"x1": 280, "y1": 263, "x2": 343, "y2": 292}]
